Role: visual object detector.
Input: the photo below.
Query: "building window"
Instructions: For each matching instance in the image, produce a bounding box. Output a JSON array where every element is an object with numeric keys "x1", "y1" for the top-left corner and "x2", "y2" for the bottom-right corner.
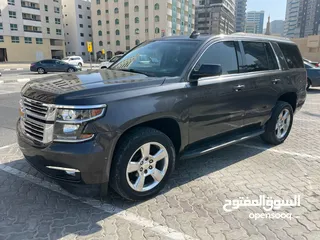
[
  {"x1": 78, "y1": 4, "x2": 82, "y2": 9},
  {"x1": 114, "y1": 0, "x2": 118, "y2": 2},
  {"x1": 97, "y1": 10, "x2": 101, "y2": 15},
  {"x1": 134, "y1": 6, "x2": 139, "y2": 12},
  {"x1": 155, "y1": 27, "x2": 160, "y2": 34},
  {"x1": 116, "y1": 29, "x2": 120, "y2": 35},
  {"x1": 145, "y1": 29, "x2": 148, "y2": 33},
  {"x1": 9, "y1": 11, "x2": 16, "y2": 18},
  {"x1": 54, "y1": 7, "x2": 60, "y2": 13},
  {"x1": 125, "y1": 25, "x2": 129, "y2": 29},
  {"x1": 88, "y1": 16, "x2": 91, "y2": 19},
  {"x1": 126, "y1": 46, "x2": 130, "y2": 50},
  {"x1": 106, "y1": 20, "x2": 109, "y2": 24},
  {"x1": 0, "y1": 23, "x2": 3, "y2": 30},
  {"x1": 145, "y1": 6, "x2": 148, "y2": 9},
  {"x1": 172, "y1": 30, "x2": 176, "y2": 34},
  {"x1": 44, "y1": 5, "x2": 48, "y2": 11},
  {"x1": 155, "y1": 3, "x2": 159, "y2": 10},
  {"x1": 80, "y1": 24, "x2": 83, "y2": 28},
  {"x1": 155, "y1": 16, "x2": 159, "y2": 22},
  {"x1": 116, "y1": 40, "x2": 120, "y2": 46},
  {"x1": 106, "y1": 10, "x2": 109, "y2": 13},
  {"x1": 81, "y1": 42, "x2": 84, "y2": 46},
  {"x1": 135, "y1": 39, "x2": 140, "y2": 45},
  {"x1": 56, "y1": 29, "x2": 62, "y2": 35},
  {"x1": 88, "y1": 25, "x2": 91, "y2": 28},
  {"x1": 135, "y1": 17, "x2": 139, "y2": 23},
  {"x1": 98, "y1": 30, "x2": 102, "y2": 36},
  {"x1": 89, "y1": 34, "x2": 92, "y2": 37},
  {"x1": 87, "y1": 7, "x2": 90, "y2": 10},
  {"x1": 96, "y1": 0, "x2": 100, "y2": 4},
  {"x1": 107, "y1": 31, "x2": 110, "y2": 34},
  {"x1": 8, "y1": 0, "x2": 15, "y2": 5},
  {"x1": 107, "y1": 41, "x2": 110, "y2": 44},
  {"x1": 24, "y1": 37, "x2": 32, "y2": 44},
  {"x1": 82, "y1": 52, "x2": 86, "y2": 56},
  {"x1": 80, "y1": 33, "x2": 84, "y2": 37},
  {"x1": 98, "y1": 20, "x2": 102, "y2": 25},
  {"x1": 10, "y1": 24, "x2": 18, "y2": 31},
  {"x1": 115, "y1": 19, "x2": 119, "y2": 24},
  {"x1": 124, "y1": 2, "x2": 128, "y2": 6},
  {"x1": 145, "y1": 17, "x2": 148, "y2": 21},
  {"x1": 135, "y1": 28, "x2": 139, "y2": 34},
  {"x1": 46, "y1": 16, "x2": 49, "y2": 23},
  {"x1": 126, "y1": 35, "x2": 130, "y2": 40},
  {"x1": 0, "y1": 36, "x2": 4, "y2": 42},
  {"x1": 99, "y1": 41, "x2": 103, "y2": 46},
  {"x1": 125, "y1": 13, "x2": 129, "y2": 18},
  {"x1": 55, "y1": 18, "x2": 61, "y2": 24},
  {"x1": 11, "y1": 36, "x2": 19, "y2": 43},
  {"x1": 114, "y1": 8, "x2": 119, "y2": 13},
  {"x1": 47, "y1": 28, "x2": 50, "y2": 34}
]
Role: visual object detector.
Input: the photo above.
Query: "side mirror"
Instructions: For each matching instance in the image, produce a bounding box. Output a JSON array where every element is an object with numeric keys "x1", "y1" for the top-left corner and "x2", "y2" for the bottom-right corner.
[{"x1": 190, "y1": 64, "x2": 222, "y2": 80}]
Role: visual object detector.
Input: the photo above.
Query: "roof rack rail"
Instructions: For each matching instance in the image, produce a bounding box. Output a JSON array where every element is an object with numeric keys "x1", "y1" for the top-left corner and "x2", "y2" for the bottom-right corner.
[{"x1": 190, "y1": 31, "x2": 200, "y2": 39}]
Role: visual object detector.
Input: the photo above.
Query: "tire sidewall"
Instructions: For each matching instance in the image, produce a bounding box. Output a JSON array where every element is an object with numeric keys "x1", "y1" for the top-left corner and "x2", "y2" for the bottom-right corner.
[{"x1": 113, "y1": 132, "x2": 175, "y2": 200}]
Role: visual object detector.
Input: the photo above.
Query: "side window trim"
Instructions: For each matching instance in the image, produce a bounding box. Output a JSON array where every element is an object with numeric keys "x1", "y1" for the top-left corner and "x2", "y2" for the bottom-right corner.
[{"x1": 268, "y1": 42, "x2": 281, "y2": 70}]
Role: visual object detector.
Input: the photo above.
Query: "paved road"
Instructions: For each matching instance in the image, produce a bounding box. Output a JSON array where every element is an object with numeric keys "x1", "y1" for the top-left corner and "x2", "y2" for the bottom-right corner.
[{"x1": 0, "y1": 84, "x2": 320, "y2": 239}]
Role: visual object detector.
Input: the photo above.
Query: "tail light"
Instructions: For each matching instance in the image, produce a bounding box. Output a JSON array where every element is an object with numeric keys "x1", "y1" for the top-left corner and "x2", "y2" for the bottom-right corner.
[{"x1": 316, "y1": 63, "x2": 320, "y2": 67}]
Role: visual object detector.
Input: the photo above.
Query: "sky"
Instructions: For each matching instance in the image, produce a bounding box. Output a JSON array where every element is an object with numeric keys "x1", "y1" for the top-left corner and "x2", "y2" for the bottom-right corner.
[{"x1": 246, "y1": 0, "x2": 287, "y2": 28}]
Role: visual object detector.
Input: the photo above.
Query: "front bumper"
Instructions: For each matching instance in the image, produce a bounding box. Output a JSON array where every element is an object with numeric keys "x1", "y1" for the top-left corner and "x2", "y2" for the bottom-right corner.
[{"x1": 17, "y1": 119, "x2": 118, "y2": 185}]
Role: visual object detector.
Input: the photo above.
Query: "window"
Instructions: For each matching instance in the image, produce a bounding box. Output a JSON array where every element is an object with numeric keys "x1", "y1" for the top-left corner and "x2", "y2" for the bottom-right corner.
[
  {"x1": 98, "y1": 30, "x2": 102, "y2": 36},
  {"x1": 145, "y1": 29, "x2": 148, "y2": 33},
  {"x1": 46, "y1": 16, "x2": 49, "y2": 23},
  {"x1": 47, "y1": 28, "x2": 50, "y2": 34},
  {"x1": 125, "y1": 25, "x2": 129, "y2": 29},
  {"x1": 135, "y1": 17, "x2": 139, "y2": 23},
  {"x1": 125, "y1": 13, "x2": 129, "y2": 18},
  {"x1": 126, "y1": 46, "x2": 130, "y2": 50},
  {"x1": 88, "y1": 25, "x2": 91, "y2": 28},
  {"x1": 278, "y1": 43, "x2": 304, "y2": 69},
  {"x1": 155, "y1": 27, "x2": 160, "y2": 34},
  {"x1": 80, "y1": 33, "x2": 84, "y2": 37},
  {"x1": 97, "y1": 10, "x2": 101, "y2": 15},
  {"x1": 89, "y1": 34, "x2": 92, "y2": 37},
  {"x1": 96, "y1": 0, "x2": 100, "y2": 4},
  {"x1": 155, "y1": 16, "x2": 159, "y2": 22},
  {"x1": 145, "y1": 17, "x2": 148, "y2": 21},
  {"x1": 265, "y1": 43, "x2": 279, "y2": 70},
  {"x1": 0, "y1": 36, "x2": 4, "y2": 42},
  {"x1": 114, "y1": 0, "x2": 118, "y2": 2},
  {"x1": 126, "y1": 35, "x2": 130, "y2": 40},
  {"x1": 115, "y1": 19, "x2": 119, "y2": 24},
  {"x1": 55, "y1": 18, "x2": 60, "y2": 24},
  {"x1": 56, "y1": 29, "x2": 62, "y2": 35},
  {"x1": 9, "y1": 11, "x2": 16, "y2": 18},
  {"x1": 106, "y1": 10, "x2": 109, "y2": 13},
  {"x1": 44, "y1": 5, "x2": 48, "y2": 11},
  {"x1": 0, "y1": 23, "x2": 2, "y2": 30},
  {"x1": 80, "y1": 24, "x2": 83, "y2": 28},
  {"x1": 116, "y1": 40, "x2": 120, "y2": 46},
  {"x1": 196, "y1": 41, "x2": 239, "y2": 75},
  {"x1": 81, "y1": 42, "x2": 84, "y2": 46},
  {"x1": 134, "y1": 6, "x2": 139, "y2": 12},
  {"x1": 116, "y1": 29, "x2": 120, "y2": 35},
  {"x1": 79, "y1": 14, "x2": 83, "y2": 18},
  {"x1": 98, "y1": 20, "x2": 102, "y2": 25},
  {"x1": 106, "y1": 20, "x2": 109, "y2": 24},
  {"x1": 87, "y1": 7, "x2": 90, "y2": 10},
  {"x1": 8, "y1": 0, "x2": 15, "y2": 5},
  {"x1": 78, "y1": 5, "x2": 82, "y2": 9},
  {"x1": 10, "y1": 24, "x2": 18, "y2": 31},
  {"x1": 115, "y1": 8, "x2": 119, "y2": 13},
  {"x1": 107, "y1": 31, "x2": 110, "y2": 34},
  {"x1": 135, "y1": 39, "x2": 140, "y2": 46},
  {"x1": 124, "y1": 2, "x2": 129, "y2": 6},
  {"x1": 36, "y1": 38, "x2": 43, "y2": 44},
  {"x1": 54, "y1": 7, "x2": 60, "y2": 13},
  {"x1": 155, "y1": 3, "x2": 159, "y2": 10},
  {"x1": 24, "y1": 37, "x2": 32, "y2": 44},
  {"x1": 135, "y1": 28, "x2": 139, "y2": 34},
  {"x1": 242, "y1": 42, "x2": 271, "y2": 72},
  {"x1": 82, "y1": 52, "x2": 86, "y2": 56},
  {"x1": 11, "y1": 36, "x2": 19, "y2": 43},
  {"x1": 88, "y1": 16, "x2": 91, "y2": 19}
]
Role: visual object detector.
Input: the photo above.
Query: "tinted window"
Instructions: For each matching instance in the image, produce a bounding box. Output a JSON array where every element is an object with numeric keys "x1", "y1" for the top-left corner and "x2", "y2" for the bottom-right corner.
[
  {"x1": 41, "y1": 60, "x2": 55, "y2": 64},
  {"x1": 242, "y1": 42, "x2": 269, "y2": 72},
  {"x1": 265, "y1": 43, "x2": 279, "y2": 70},
  {"x1": 278, "y1": 43, "x2": 304, "y2": 69},
  {"x1": 196, "y1": 41, "x2": 239, "y2": 75}
]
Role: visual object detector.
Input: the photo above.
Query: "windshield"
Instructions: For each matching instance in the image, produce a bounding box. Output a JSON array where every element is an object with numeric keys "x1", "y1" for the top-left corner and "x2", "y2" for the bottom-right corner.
[{"x1": 111, "y1": 40, "x2": 202, "y2": 77}]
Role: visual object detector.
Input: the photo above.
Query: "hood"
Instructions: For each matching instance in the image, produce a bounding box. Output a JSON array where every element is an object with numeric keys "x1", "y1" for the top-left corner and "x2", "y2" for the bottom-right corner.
[{"x1": 21, "y1": 69, "x2": 165, "y2": 104}]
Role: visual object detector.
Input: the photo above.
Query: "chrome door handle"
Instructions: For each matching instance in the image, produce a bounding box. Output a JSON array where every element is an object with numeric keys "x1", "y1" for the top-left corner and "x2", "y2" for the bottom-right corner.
[
  {"x1": 272, "y1": 79, "x2": 281, "y2": 84},
  {"x1": 233, "y1": 85, "x2": 245, "y2": 92}
]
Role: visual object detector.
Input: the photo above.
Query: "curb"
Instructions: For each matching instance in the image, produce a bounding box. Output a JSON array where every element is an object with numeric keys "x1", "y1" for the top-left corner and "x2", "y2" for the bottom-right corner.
[
  {"x1": 0, "y1": 78, "x2": 31, "y2": 84},
  {"x1": 0, "y1": 68, "x2": 27, "y2": 71}
]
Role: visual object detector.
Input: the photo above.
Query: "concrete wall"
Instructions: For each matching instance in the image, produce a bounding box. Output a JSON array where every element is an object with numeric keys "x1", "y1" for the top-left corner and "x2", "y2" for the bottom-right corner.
[{"x1": 292, "y1": 35, "x2": 320, "y2": 62}]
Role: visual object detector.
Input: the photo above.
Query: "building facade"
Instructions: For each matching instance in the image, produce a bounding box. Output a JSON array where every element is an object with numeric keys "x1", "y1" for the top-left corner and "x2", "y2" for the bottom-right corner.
[
  {"x1": 62, "y1": 0, "x2": 92, "y2": 61},
  {"x1": 245, "y1": 11, "x2": 264, "y2": 34},
  {"x1": 0, "y1": 0, "x2": 65, "y2": 62},
  {"x1": 195, "y1": 0, "x2": 236, "y2": 35},
  {"x1": 284, "y1": 0, "x2": 300, "y2": 37},
  {"x1": 271, "y1": 20, "x2": 285, "y2": 36},
  {"x1": 91, "y1": 0, "x2": 195, "y2": 60},
  {"x1": 235, "y1": 0, "x2": 247, "y2": 32}
]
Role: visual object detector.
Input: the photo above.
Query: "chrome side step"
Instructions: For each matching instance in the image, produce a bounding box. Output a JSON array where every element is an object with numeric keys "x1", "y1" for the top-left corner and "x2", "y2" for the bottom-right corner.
[{"x1": 181, "y1": 129, "x2": 264, "y2": 160}]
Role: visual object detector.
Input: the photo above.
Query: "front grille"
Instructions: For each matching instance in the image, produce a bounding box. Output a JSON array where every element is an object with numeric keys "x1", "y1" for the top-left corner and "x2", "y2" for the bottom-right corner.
[{"x1": 20, "y1": 97, "x2": 55, "y2": 144}]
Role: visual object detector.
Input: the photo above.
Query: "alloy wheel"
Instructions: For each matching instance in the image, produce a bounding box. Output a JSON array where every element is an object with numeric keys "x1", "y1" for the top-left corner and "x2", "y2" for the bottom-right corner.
[{"x1": 275, "y1": 109, "x2": 291, "y2": 139}]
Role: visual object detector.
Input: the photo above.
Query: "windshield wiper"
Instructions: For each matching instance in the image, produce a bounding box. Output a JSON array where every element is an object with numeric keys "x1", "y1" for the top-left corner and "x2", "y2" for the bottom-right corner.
[{"x1": 115, "y1": 68, "x2": 154, "y2": 77}]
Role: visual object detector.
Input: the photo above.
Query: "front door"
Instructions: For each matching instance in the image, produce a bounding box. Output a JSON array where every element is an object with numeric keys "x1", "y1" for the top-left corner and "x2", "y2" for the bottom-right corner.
[{"x1": 187, "y1": 41, "x2": 247, "y2": 144}]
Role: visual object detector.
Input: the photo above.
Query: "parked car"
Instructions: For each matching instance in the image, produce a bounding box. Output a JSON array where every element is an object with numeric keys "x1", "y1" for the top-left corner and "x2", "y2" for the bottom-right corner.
[
  {"x1": 305, "y1": 61, "x2": 320, "y2": 90},
  {"x1": 30, "y1": 59, "x2": 81, "y2": 74},
  {"x1": 99, "y1": 54, "x2": 123, "y2": 69},
  {"x1": 18, "y1": 33, "x2": 306, "y2": 201},
  {"x1": 303, "y1": 58, "x2": 320, "y2": 67},
  {"x1": 62, "y1": 56, "x2": 84, "y2": 67}
]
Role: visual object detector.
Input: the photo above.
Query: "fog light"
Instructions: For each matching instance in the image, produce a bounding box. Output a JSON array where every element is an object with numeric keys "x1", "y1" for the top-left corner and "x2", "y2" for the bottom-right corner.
[{"x1": 63, "y1": 124, "x2": 80, "y2": 134}]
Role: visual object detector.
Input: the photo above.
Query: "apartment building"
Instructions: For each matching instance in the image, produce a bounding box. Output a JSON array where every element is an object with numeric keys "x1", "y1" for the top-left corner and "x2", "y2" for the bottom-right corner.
[
  {"x1": 195, "y1": 0, "x2": 236, "y2": 35},
  {"x1": 0, "y1": 0, "x2": 65, "y2": 62},
  {"x1": 62, "y1": 0, "x2": 92, "y2": 61},
  {"x1": 271, "y1": 20, "x2": 285, "y2": 36},
  {"x1": 91, "y1": 0, "x2": 196, "y2": 60},
  {"x1": 235, "y1": 0, "x2": 247, "y2": 32},
  {"x1": 245, "y1": 11, "x2": 264, "y2": 34}
]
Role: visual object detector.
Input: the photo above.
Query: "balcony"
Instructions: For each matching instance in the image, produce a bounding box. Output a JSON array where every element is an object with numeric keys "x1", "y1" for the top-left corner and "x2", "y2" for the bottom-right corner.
[
  {"x1": 167, "y1": 8, "x2": 172, "y2": 16},
  {"x1": 22, "y1": 13, "x2": 41, "y2": 22},
  {"x1": 185, "y1": 5, "x2": 188, "y2": 11},
  {"x1": 177, "y1": 1, "x2": 181, "y2": 8},
  {"x1": 23, "y1": 25, "x2": 42, "y2": 33},
  {"x1": 50, "y1": 39, "x2": 63, "y2": 46},
  {"x1": 21, "y1": 1, "x2": 40, "y2": 10}
]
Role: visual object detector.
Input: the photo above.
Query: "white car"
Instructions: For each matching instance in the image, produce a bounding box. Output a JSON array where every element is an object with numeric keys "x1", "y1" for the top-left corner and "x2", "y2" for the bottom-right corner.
[
  {"x1": 62, "y1": 56, "x2": 84, "y2": 67},
  {"x1": 100, "y1": 55, "x2": 123, "y2": 69}
]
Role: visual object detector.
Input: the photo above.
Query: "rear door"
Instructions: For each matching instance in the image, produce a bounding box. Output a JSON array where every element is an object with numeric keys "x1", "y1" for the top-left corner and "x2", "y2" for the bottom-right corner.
[{"x1": 42, "y1": 60, "x2": 56, "y2": 72}]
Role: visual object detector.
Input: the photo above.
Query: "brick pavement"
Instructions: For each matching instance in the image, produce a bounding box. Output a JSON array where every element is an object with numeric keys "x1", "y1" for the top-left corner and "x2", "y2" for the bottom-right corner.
[{"x1": 0, "y1": 89, "x2": 320, "y2": 240}]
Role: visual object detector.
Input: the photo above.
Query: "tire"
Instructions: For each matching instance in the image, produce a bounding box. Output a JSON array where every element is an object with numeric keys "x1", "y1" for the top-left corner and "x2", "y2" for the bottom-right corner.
[
  {"x1": 307, "y1": 79, "x2": 311, "y2": 90},
  {"x1": 37, "y1": 68, "x2": 45, "y2": 74},
  {"x1": 110, "y1": 127, "x2": 176, "y2": 201},
  {"x1": 67, "y1": 68, "x2": 75, "y2": 73},
  {"x1": 101, "y1": 67, "x2": 107, "y2": 69},
  {"x1": 78, "y1": 62, "x2": 82, "y2": 67},
  {"x1": 260, "y1": 101, "x2": 293, "y2": 145}
]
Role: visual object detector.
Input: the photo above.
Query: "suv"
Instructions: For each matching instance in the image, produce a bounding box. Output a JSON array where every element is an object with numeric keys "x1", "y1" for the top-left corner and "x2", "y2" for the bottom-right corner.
[
  {"x1": 62, "y1": 56, "x2": 84, "y2": 67},
  {"x1": 17, "y1": 33, "x2": 306, "y2": 200},
  {"x1": 99, "y1": 54, "x2": 123, "y2": 69}
]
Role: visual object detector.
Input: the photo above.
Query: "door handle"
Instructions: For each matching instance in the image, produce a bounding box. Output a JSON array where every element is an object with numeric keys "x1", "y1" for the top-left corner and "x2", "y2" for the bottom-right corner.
[
  {"x1": 233, "y1": 85, "x2": 245, "y2": 92},
  {"x1": 272, "y1": 79, "x2": 281, "y2": 84}
]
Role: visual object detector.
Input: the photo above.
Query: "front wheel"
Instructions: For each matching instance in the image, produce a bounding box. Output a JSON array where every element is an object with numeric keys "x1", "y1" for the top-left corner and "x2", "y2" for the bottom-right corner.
[
  {"x1": 37, "y1": 68, "x2": 45, "y2": 74},
  {"x1": 261, "y1": 101, "x2": 293, "y2": 145},
  {"x1": 110, "y1": 127, "x2": 176, "y2": 201},
  {"x1": 67, "y1": 68, "x2": 75, "y2": 73}
]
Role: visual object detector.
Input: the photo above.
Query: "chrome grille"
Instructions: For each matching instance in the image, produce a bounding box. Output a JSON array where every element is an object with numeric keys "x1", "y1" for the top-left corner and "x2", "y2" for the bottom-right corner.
[{"x1": 20, "y1": 97, "x2": 55, "y2": 143}]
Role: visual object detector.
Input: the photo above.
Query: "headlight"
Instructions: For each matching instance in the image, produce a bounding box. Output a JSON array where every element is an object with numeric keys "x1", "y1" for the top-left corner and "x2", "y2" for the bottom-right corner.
[{"x1": 54, "y1": 105, "x2": 106, "y2": 142}]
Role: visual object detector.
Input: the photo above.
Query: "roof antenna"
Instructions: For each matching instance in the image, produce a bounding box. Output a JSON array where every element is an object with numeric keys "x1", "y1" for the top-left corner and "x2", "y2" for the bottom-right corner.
[{"x1": 190, "y1": 31, "x2": 200, "y2": 39}]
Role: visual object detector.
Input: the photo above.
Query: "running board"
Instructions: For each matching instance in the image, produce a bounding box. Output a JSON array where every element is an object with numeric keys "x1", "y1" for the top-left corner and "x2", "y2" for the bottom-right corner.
[{"x1": 180, "y1": 129, "x2": 264, "y2": 160}]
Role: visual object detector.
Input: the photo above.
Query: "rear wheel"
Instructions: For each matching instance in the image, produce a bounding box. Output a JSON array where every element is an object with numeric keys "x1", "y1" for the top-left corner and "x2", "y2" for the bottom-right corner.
[
  {"x1": 110, "y1": 127, "x2": 176, "y2": 201},
  {"x1": 261, "y1": 101, "x2": 293, "y2": 145},
  {"x1": 67, "y1": 68, "x2": 75, "y2": 73},
  {"x1": 37, "y1": 68, "x2": 45, "y2": 74}
]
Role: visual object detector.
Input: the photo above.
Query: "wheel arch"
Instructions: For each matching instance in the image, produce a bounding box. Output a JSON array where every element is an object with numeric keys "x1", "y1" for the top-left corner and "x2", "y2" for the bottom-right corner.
[{"x1": 277, "y1": 92, "x2": 297, "y2": 112}]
